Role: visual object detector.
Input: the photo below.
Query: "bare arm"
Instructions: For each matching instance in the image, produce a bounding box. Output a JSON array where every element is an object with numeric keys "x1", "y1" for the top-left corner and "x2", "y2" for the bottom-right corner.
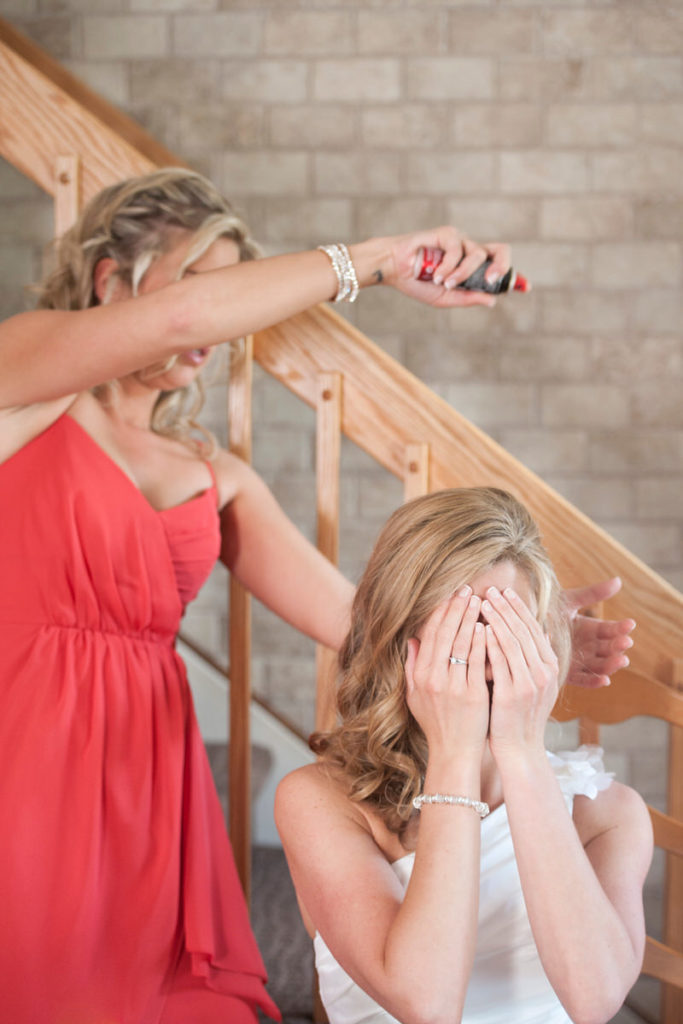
[
  {"x1": 502, "y1": 764, "x2": 651, "y2": 1024},
  {"x1": 0, "y1": 230, "x2": 507, "y2": 410},
  {"x1": 276, "y1": 591, "x2": 491, "y2": 1024},
  {"x1": 484, "y1": 586, "x2": 652, "y2": 1024},
  {"x1": 216, "y1": 450, "x2": 353, "y2": 649}
]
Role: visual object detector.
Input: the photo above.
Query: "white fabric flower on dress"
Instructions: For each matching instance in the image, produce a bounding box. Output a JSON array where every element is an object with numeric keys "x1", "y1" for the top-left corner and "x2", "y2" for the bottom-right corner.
[{"x1": 547, "y1": 745, "x2": 615, "y2": 800}]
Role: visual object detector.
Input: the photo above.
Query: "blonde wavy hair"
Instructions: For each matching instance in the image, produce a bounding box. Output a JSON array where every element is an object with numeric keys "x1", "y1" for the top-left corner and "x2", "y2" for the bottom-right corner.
[
  {"x1": 35, "y1": 167, "x2": 260, "y2": 449},
  {"x1": 312, "y1": 487, "x2": 571, "y2": 838}
]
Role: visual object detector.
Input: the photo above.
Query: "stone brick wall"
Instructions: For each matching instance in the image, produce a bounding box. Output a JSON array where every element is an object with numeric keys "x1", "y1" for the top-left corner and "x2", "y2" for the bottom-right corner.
[{"x1": 1, "y1": 4, "x2": 680, "y2": 1011}]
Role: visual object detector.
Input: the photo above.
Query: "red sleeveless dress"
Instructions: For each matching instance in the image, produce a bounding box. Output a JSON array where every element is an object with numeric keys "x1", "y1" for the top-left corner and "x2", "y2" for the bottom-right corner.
[{"x1": 0, "y1": 414, "x2": 280, "y2": 1024}]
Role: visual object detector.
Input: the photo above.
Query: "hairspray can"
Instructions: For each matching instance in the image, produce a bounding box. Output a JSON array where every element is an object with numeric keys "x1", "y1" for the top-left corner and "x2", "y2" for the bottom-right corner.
[{"x1": 413, "y1": 247, "x2": 530, "y2": 294}]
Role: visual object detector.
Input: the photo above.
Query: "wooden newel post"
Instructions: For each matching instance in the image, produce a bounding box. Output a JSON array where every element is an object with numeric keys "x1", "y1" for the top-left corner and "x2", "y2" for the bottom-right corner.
[{"x1": 663, "y1": 659, "x2": 683, "y2": 1022}]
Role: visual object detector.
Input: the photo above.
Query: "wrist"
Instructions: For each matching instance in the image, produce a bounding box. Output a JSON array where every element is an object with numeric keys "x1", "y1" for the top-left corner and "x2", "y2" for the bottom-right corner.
[
  {"x1": 492, "y1": 743, "x2": 548, "y2": 780},
  {"x1": 424, "y1": 752, "x2": 483, "y2": 798},
  {"x1": 348, "y1": 237, "x2": 395, "y2": 290}
]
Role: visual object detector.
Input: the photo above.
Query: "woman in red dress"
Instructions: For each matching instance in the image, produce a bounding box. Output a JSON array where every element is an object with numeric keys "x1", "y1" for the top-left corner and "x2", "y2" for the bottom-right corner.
[{"x1": 0, "y1": 168, "x2": 633, "y2": 1023}]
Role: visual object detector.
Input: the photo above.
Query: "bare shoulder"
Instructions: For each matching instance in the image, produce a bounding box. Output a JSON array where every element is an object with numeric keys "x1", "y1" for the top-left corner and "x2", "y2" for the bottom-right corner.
[
  {"x1": 573, "y1": 781, "x2": 653, "y2": 867},
  {"x1": 210, "y1": 446, "x2": 266, "y2": 510},
  {"x1": 276, "y1": 762, "x2": 354, "y2": 828},
  {"x1": 275, "y1": 761, "x2": 379, "y2": 856}
]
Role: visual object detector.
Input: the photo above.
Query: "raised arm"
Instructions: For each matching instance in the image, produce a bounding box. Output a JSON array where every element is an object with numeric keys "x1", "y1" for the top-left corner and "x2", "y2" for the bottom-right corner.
[
  {"x1": 483, "y1": 585, "x2": 652, "y2": 1024},
  {"x1": 276, "y1": 590, "x2": 491, "y2": 1024},
  {"x1": 0, "y1": 230, "x2": 508, "y2": 411}
]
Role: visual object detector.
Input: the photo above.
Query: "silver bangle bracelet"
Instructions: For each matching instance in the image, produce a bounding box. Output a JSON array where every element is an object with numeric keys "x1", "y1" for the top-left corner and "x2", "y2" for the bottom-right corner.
[
  {"x1": 317, "y1": 243, "x2": 359, "y2": 303},
  {"x1": 412, "y1": 793, "x2": 490, "y2": 819}
]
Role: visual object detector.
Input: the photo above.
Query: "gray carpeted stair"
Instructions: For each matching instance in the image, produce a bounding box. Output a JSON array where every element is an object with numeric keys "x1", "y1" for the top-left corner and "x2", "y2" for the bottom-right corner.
[{"x1": 252, "y1": 845, "x2": 314, "y2": 1024}]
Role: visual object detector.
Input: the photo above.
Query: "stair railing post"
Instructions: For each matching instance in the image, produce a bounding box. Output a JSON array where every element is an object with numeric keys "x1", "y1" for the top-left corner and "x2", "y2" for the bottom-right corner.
[
  {"x1": 227, "y1": 335, "x2": 254, "y2": 902},
  {"x1": 662, "y1": 659, "x2": 683, "y2": 1021},
  {"x1": 315, "y1": 371, "x2": 342, "y2": 735},
  {"x1": 577, "y1": 601, "x2": 603, "y2": 747},
  {"x1": 312, "y1": 371, "x2": 342, "y2": 1024}
]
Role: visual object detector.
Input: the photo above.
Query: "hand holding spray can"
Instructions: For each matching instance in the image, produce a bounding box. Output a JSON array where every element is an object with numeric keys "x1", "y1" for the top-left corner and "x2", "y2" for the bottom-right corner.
[{"x1": 413, "y1": 247, "x2": 531, "y2": 295}]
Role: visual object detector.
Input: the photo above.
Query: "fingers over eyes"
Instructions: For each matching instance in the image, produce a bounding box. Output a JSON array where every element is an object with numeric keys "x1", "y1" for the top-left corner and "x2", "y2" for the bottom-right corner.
[
  {"x1": 417, "y1": 587, "x2": 471, "y2": 667},
  {"x1": 483, "y1": 587, "x2": 557, "y2": 669}
]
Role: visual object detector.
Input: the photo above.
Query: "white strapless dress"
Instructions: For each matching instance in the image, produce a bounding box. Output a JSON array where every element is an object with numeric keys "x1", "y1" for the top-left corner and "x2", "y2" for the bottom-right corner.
[{"x1": 314, "y1": 747, "x2": 614, "y2": 1024}]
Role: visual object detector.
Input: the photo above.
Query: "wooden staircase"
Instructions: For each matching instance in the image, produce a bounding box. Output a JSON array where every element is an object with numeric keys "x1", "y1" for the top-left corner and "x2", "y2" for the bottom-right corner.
[{"x1": 1, "y1": 16, "x2": 682, "y2": 1020}]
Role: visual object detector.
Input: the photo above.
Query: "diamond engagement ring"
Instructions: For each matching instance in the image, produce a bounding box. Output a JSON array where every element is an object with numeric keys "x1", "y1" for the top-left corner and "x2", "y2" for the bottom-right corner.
[{"x1": 448, "y1": 656, "x2": 468, "y2": 666}]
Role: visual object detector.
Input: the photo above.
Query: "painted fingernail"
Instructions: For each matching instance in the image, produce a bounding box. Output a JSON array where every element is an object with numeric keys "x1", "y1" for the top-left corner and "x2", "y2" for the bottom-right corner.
[
  {"x1": 474, "y1": 622, "x2": 484, "y2": 633},
  {"x1": 487, "y1": 586, "x2": 500, "y2": 598},
  {"x1": 503, "y1": 587, "x2": 517, "y2": 600},
  {"x1": 433, "y1": 274, "x2": 443, "y2": 286},
  {"x1": 482, "y1": 599, "x2": 491, "y2": 611},
  {"x1": 458, "y1": 585, "x2": 472, "y2": 597}
]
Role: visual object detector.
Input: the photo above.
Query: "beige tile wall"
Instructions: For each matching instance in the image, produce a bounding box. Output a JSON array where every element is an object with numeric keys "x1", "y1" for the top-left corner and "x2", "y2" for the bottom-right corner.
[{"x1": 1, "y1": 5, "x2": 679, "y2": 1011}]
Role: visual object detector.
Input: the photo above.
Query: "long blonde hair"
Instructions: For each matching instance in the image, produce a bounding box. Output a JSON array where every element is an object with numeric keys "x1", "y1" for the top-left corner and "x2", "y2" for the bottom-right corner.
[
  {"x1": 312, "y1": 487, "x2": 571, "y2": 837},
  {"x1": 35, "y1": 167, "x2": 260, "y2": 448}
]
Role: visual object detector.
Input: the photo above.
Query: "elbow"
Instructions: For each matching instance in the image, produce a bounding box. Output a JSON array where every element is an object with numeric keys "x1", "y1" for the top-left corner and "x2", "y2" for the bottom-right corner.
[
  {"x1": 396, "y1": 991, "x2": 463, "y2": 1024},
  {"x1": 568, "y1": 1003, "x2": 622, "y2": 1024},
  {"x1": 562, "y1": 977, "x2": 636, "y2": 1024},
  {"x1": 555, "y1": 939, "x2": 643, "y2": 1024}
]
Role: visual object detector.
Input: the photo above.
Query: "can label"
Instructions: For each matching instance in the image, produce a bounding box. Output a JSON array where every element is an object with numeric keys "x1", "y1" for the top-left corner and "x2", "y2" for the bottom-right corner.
[{"x1": 413, "y1": 246, "x2": 444, "y2": 282}]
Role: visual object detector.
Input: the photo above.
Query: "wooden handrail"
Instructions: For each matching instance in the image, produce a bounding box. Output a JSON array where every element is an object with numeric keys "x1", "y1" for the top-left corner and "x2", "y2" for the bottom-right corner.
[{"x1": 0, "y1": 17, "x2": 182, "y2": 205}]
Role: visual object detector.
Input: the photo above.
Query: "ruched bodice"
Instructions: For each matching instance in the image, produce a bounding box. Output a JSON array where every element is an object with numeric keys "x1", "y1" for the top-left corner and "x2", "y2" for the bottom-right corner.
[
  {"x1": 0, "y1": 414, "x2": 218, "y2": 636},
  {"x1": 314, "y1": 748, "x2": 614, "y2": 1024},
  {"x1": 0, "y1": 414, "x2": 279, "y2": 1023}
]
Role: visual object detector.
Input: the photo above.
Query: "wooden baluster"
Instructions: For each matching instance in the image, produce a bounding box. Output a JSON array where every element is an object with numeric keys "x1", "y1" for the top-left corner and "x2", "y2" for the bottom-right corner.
[
  {"x1": 313, "y1": 372, "x2": 342, "y2": 1024},
  {"x1": 227, "y1": 335, "x2": 254, "y2": 901},
  {"x1": 315, "y1": 372, "x2": 342, "y2": 735},
  {"x1": 54, "y1": 154, "x2": 80, "y2": 236},
  {"x1": 403, "y1": 442, "x2": 430, "y2": 502},
  {"x1": 578, "y1": 601, "x2": 603, "y2": 747},
  {"x1": 663, "y1": 659, "x2": 683, "y2": 1021}
]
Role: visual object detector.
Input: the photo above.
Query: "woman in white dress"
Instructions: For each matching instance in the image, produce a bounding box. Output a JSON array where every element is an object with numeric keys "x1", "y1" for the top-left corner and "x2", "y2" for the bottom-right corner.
[{"x1": 276, "y1": 487, "x2": 653, "y2": 1024}]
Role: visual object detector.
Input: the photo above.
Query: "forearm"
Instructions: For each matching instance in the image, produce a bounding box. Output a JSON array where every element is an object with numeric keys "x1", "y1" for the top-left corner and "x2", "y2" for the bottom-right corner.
[
  {"x1": 500, "y1": 752, "x2": 641, "y2": 1021},
  {"x1": 168, "y1": 241, "x2": 393, "y2": 353},
  {"x1": 0, "y1": 242, "x2": 391, "y2": 408},
  {"x1": 378, "y1": 753, "x2": 482, "y2": 1024}
]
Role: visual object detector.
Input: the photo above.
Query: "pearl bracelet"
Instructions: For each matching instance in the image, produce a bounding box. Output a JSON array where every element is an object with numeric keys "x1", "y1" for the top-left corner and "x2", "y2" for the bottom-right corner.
[
  {"x1": 317, "y1": 243, "x2": 359, "y2": 303},
  {"x1": 412, "y1": 793, "x2": 490, "y2": 819}
]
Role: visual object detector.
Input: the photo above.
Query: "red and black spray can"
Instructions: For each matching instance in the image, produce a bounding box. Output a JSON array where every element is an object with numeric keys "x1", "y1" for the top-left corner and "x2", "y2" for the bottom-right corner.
[{"x1": 413, "y1": 246, "x2": 530, "y2": 295}]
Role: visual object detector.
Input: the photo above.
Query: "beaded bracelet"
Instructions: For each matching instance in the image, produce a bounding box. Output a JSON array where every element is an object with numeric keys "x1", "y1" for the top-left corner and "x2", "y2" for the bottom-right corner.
[
  {"x1": 317, "y1": 243, "x2": 359, "y2": 303},
  {"x1": 412, "y1": 793, "x2": 490, "y2": 819}
]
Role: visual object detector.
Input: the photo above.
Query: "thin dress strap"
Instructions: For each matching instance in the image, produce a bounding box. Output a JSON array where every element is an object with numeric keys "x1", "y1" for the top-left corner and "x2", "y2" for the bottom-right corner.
[{"x1": 204, "y1": 459, "x2": 219, "y2": 506}]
